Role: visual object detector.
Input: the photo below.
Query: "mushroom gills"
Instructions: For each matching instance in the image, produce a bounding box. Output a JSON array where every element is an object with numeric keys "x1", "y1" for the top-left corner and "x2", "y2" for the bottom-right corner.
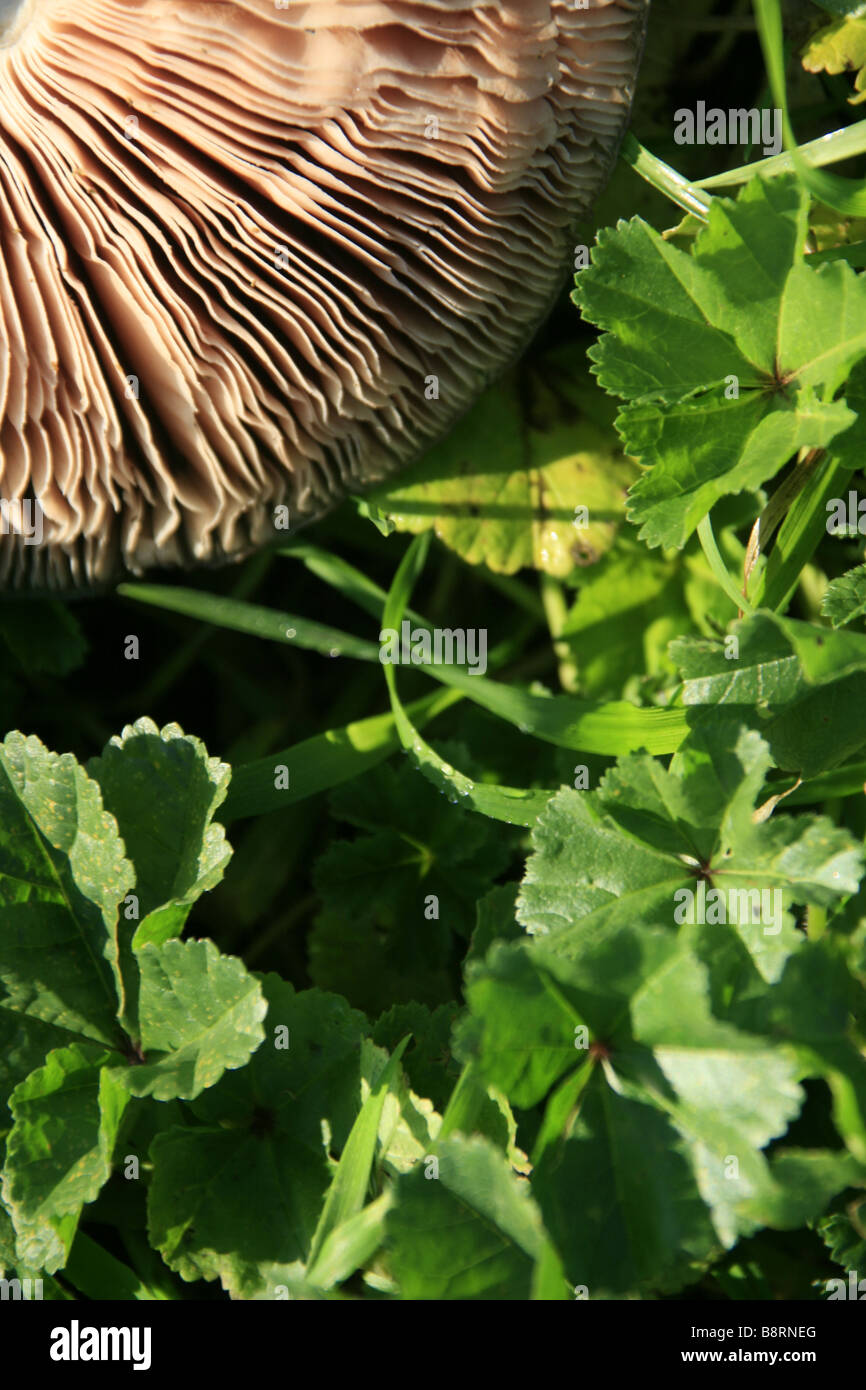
[{"x1": 0, "y1": 0, "x2": 649, "y2": 589}]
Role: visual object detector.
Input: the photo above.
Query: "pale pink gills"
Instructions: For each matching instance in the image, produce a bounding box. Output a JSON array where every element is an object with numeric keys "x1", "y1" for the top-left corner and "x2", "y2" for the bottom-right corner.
[{"x1": 0, "y1": 0, "x2": 648, "y2": 588}]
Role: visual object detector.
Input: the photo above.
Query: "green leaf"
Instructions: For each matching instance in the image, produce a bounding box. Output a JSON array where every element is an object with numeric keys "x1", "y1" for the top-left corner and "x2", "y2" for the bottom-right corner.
[
  {"x1": 533, "y1": 1071, "x2": 721, "y2": 1296},
  {"x1": 461, "y1": 893, "x2": 822, "y2": 1291},
  {"x1": 560, "y1": 536, "x2": 736, "y2": 698},
  {"x1": 517, "y1": 722, "x2": 860, "y2": 980},
  {"x1": 734, "y1": 1149, "x2": 865, "y2": 1230},
  {"x1": 0, "y1": 1008, "x2": 84, "y2": 1114},
  {"x1": 367, "y1": 346, "x2": 635, "y2": 577},
  {"x1": 309, "y1": 761, "x2": 513, "y2": 1013},
  {"x1": 673, "y1": 611, "x2": 866, "y2": 775},
  {"x1": 120, "y1": 938, "x2": 266, "y2": 1101},
  {"x1": 146, "y1": 978, "x2": 371, "y2": 1294},
  {"x1": 63, "y1": 1230, "x2": 169, "y2": 1301},
  {"x1": 88, "y1": 717, "x2": 233, "y2": 951},
  {"x1": 0, "y1": 732, "x2": 132, "y2": 1048},
  {"x1": 1, "y1": 1044, "x2": 128, "y2": 1273},
  {"x1": 354, "y1": 497, "x2": 397, "y2": 537},
  {"x1": 456, "y1": 941, "x2": 584, "y2": 1110},
  {"x1": 575, "y1": 176, "x2": 866, "y2": 548},
  {"x1": 436, "y1": 1059, "x2": 527, "y2": 1169},
  {"x1": 466, "y1": 883, "x2": 524, "y2": 966},
  {"x1": 387, "y1": 1135, "x2": 545, "y2": 1299},
  {"x1": 822, "y1": 563, "x2": 866, "y2": 627},
  {"x1": 717, "y1": 942, "x2": 866, "y2": 1166},
  {"x1": 529, "y1": 951, "x2": 806, "y2": 1287},
  {"x1": 309, "y1": 835, "x2": 454, "y2": 1014},
  {"x1": 820, "y1": 1196, "x2": 866, "y2": 1271},
  {"x1": 578, "y1": 179, "x2": 805, "y2": 402},
  {"x1": 372, "y1": 1002, "x2": 461, "y2": 1114}
]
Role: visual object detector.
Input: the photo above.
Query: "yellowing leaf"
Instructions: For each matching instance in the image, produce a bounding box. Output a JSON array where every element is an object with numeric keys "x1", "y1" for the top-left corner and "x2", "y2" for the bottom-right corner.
[
  {"x1": 366, "y1": 345, "x2": 636, "y2": 577},
  {"x1": 803, "y1": 16, "x2": 866, "y2": 103}
]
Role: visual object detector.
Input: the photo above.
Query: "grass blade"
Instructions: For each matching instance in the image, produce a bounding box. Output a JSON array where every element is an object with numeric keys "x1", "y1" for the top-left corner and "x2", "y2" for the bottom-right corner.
[
  {"x1": 306, "y1": 1037, "x2": 410, "y2": 1271},
  {"x1": 381, "y1": 539, "x2": 556, "y2": 825},
  {"x1": 382, "y1": 535, "x2": 689, "y2": 757},
  {"x1": 118, "y1": 584, "x2": 379, "y2": 662},
  {"x1": 220, "y1": 687, "x2": 462, "y2": 821},
  {"x1": 306, "y1": 1192, "x2": 392, "y2": 1290}
]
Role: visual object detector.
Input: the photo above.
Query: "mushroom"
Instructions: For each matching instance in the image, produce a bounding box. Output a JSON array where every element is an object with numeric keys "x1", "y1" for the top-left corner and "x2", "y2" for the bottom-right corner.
[{"x1": 0, "y1": 0, "x2": 648, "y2": 589}]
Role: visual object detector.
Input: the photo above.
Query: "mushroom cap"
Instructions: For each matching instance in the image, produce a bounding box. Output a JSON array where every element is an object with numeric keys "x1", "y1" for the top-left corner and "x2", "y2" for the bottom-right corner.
[{"x1": 0, "y1": 0, "x2": 648, "y2": 589}]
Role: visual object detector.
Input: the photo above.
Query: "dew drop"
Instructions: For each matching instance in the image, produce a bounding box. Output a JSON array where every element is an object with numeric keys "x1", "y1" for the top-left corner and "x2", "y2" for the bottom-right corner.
[{"x1": 286, "y1": 628, "x2": 296, "y2": 639}]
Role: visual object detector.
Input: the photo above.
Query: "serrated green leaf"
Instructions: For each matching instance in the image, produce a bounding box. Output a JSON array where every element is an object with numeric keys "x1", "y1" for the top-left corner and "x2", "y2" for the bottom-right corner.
[
  {"x1": 822, "y1": 563, "x2": 866, "y2": 627},
  {"x1": 120, "y1": 939, "x2": 266, "y2": 1101},
  {"x1": 734, "y1": 1149, "x2": 865, "y2": 1229},
  {"x1": 89, "y1": 717, "x2": 233, "y2": 952},
  {"x1": 461, "y1": 895, "x2": 815, "y2": 1285},
  {"x1": 517, "y1": 722, "x2": 860, "y2": 981},
  {"x1": 0, "y1": 732, "x2": 132, "y2": 1048},
  {"x1": 623, "y1": 391, "x2": 852, "y2": 551},
  {"x1": 146, "y1": 978, "x2": 371, "y2": 1294},
  {"x1": 387, "y1": 1135, "x2": 545, "y2": 1299},
  {"x1": 820, "y1": 1197, "x2": 866, "y2": 1271},
  {"x1": 372, "y1": 1002, "x2": 461, "y2": 1114},
  {"x1": 524, "y1": 952, "x2": 809, "y2": 1289},
  {"x1": 673, "y1": 610, "x2": 866, "y2": 775},
  {"x1": 575, "y1": 177, "x2": 866, "y2": 548},
  {"x1": 1, "y1": 1044, "x2": 127, "y2": 1273},
  {"x1": 533, "y1": 1072, "x2": 720, "y2": 1296}
]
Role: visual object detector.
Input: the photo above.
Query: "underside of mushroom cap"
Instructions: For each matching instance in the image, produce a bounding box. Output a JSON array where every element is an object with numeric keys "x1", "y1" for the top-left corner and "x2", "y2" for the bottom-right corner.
[{"x1": 0, "y1": 0, "x2": 649, "y2": 589}]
